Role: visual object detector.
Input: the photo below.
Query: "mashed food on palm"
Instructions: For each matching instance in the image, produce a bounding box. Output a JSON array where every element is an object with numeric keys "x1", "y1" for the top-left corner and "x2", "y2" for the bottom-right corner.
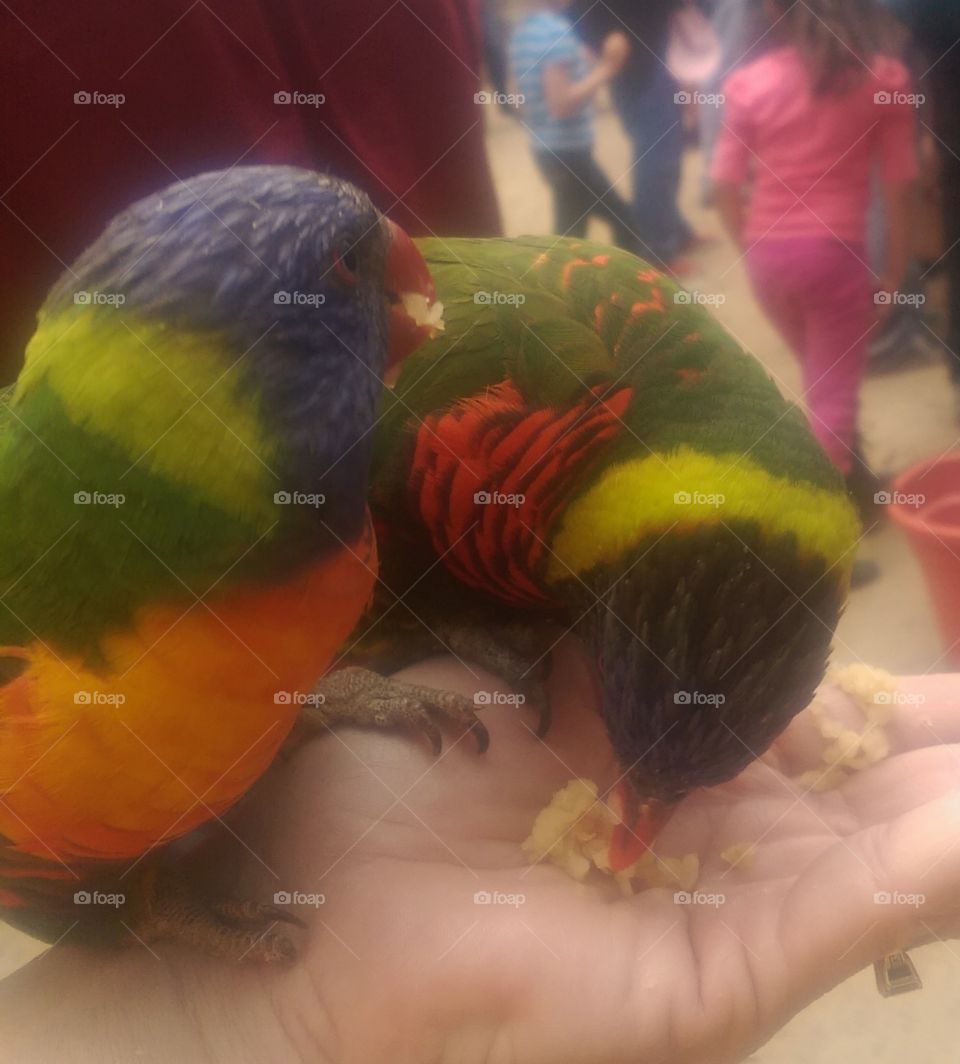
[
  {"x1": 521, "y1": 778, "x2": 698, "y2": 895},
  {"x1": 524, "y1": 666, "x2": 901, "y2": 890},
  {"x1": 793, "y1": 663, "x2": 897, "y2": 791}
]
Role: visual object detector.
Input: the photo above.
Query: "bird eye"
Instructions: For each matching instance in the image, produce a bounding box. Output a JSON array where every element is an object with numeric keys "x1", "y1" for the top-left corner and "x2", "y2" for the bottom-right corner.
[{"x1": 334, "y1": 244, "x2": 359, "y2": 286}]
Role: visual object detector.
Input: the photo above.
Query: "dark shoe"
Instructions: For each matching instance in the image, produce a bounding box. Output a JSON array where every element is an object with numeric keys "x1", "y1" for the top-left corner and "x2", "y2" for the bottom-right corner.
[
  {"x1": 845, "y1": 462, "x2": 886, "y2": 529},
  {"x1": 850, "y1": 558, "x2": 881, "y2": 589}
]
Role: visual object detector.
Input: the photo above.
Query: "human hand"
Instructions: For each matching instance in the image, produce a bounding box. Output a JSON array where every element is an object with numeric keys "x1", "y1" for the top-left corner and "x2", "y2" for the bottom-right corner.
[
  {"x1": 3, "y1": 643, "x2": 960, "y2": 1064},
  {"x1": 598, "y1": 31, "x2": 630, "y2": 78}
]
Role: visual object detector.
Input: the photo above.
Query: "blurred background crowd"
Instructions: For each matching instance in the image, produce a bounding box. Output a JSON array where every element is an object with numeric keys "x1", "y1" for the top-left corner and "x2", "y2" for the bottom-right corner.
[{"x1": 1, "y1": 1, "x2": 960, "y2": 1054}]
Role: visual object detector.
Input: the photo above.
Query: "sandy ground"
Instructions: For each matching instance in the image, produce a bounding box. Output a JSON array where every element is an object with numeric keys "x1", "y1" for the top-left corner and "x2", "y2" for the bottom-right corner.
[
  {"x1": 0, "y1": 104, "x2": 957, "y2": 1059},
  {"x1": 484, "y1": 104, "x2": 958, "y2": 1062}
]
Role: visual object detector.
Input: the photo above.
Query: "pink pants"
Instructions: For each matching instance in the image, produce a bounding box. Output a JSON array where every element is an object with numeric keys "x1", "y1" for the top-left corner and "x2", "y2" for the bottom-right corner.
[{"x1": 746, "y1": 238, "x2": 873, "y2": 475}]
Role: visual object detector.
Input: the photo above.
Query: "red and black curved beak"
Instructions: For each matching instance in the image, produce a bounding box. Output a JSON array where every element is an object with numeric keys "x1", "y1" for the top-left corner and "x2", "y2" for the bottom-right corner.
[
  {"x1": 382, "y1": 218, "x2": 443, "y2": 371},
  {"x1": 608, "y1": 781, "x2": 677, "y2": 873}
]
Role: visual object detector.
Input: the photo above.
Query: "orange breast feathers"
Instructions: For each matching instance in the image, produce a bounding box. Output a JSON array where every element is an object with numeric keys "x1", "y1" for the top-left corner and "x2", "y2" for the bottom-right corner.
[
  {"x1": 407, "y1": 381, "x2": 631, "y2": 605},
  {"x1": 0, "y1": 518, "x2": 376, "y2": 863}
]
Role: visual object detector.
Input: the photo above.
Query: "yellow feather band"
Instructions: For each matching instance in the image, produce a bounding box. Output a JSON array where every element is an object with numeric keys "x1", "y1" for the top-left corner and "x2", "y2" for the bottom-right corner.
[
  {"x1": 545, "y1": 447, "x2": 860, "y2": 584},
  {"x1": 19, "y1": 309, "x2": 277, "y2": 523}
]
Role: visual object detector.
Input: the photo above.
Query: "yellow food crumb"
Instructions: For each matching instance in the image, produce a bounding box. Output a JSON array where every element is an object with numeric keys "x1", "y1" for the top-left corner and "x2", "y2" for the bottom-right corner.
[
  {"x1": 828, "y1": 662, "x2": 897, "y2": 720},
  {"x1": 614, "y1": 853, "x2": 700, "y2": 897},
  {"x1": 522, "y1": 778, "x2": 698, "y2": 892},
  {"x1": 521, "y1": 779, "x2": 610, "y2": 881},
  {"x1": 400, "y1": 292, "x2": 445, "y2": 333},
  {"x1": 795, "y1": 664, "x2": 897, "y2": 791},
  {"x1": 720, "y1": 842, "x2": 755, "y2": 870}
]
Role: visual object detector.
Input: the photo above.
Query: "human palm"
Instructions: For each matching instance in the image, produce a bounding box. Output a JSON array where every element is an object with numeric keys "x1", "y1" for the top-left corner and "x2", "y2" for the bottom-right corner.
[
  {"x1": 210, "y1": 644, "x2": 960, "y2": 1064},
  {"x1": 4, "y1": 642, "x2": 960, "y2": 1063}
]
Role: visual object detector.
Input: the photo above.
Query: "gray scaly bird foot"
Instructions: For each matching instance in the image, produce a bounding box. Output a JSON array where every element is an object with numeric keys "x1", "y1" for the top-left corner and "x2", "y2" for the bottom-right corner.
[
  {"x1": 427, "y1": 618, "x2": 556, "y2": 738},
  {"x1": 304, "y1": 665, "x2": 489, "y2": 755},
  {"x1": 133, "y1": 870, "x2": 305, "y2": 963}
]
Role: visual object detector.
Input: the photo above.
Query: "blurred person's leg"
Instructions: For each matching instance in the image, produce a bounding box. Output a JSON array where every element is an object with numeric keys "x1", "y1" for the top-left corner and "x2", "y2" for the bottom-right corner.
[
  {"x1": 800, "y1": 243, "x2": 873, "y2": 476},
  {"x1": 749, "y1": 237, "x2": 881, "y2": 578},
  {"x1": 745, "y1": 240, "x2": 809, "y2": 358},
  {"x1": 533, "y1": 151, "x2": 589, "y2": 238},
  {"x1": 747, "y1": 238, "x2": 872, "y2": 475},
  {"x1": 615, "y1": 65, "x2": 693, "y2": 266},
  {"x1": 940, "y1": 152, "x2": 960, "y2": 382},
  {"x1": 890, "y1": 5, "x2": 960, "y2": 387},
  {"x1": 698, "y1": 92, "x2": 724, "y2": 207},
  {"x1": 565, "y1": 152, "x2": 640, "y2": 253},
  {"x1": 866, "y1": 168, "x2": 928, "y2": 371}
]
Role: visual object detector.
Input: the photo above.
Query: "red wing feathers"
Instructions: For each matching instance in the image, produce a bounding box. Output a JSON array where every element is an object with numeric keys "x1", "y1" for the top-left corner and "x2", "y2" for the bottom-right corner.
[{"x1": 408, "y1": 381, "x2": 631, "y2": 605}]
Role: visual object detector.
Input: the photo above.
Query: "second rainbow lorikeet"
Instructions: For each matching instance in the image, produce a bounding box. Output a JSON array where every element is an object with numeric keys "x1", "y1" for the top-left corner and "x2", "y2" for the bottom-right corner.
[
  {"x1": 322, "y1": 235, "x2": 861, "y2": 870},
  {"x1": 0, "y1": 165, "x2": 440, "y2": 960}
]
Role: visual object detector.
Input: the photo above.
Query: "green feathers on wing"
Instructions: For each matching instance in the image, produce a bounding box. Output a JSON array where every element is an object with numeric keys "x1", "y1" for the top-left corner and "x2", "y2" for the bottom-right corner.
[{"x1": 375, "y1": 236, "x2": 859, "y2": 583}]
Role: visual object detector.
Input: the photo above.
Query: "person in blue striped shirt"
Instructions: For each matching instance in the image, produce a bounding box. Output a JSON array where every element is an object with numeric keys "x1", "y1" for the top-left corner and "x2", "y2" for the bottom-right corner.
[{"x1": 508, "y1": 2, "x2": 638, "y2": 250}]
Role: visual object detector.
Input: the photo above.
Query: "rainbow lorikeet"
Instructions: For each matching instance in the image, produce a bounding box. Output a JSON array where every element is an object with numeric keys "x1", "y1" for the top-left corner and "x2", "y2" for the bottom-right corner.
[
  {"x1": 0, "y1": 166, "x2": 440, "y2": 959},
  {"x1": 327, "y1": 235, "x2": 860, "y2": 869}
]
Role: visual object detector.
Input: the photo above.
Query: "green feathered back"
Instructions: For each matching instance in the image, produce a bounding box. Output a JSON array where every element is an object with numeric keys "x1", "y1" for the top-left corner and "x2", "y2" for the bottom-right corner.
[{"x1": 374, "y1": 237, "x2": 841, "y2": 501}]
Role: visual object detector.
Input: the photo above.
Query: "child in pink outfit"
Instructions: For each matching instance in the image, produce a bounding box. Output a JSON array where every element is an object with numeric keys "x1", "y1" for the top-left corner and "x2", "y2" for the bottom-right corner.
[{"x1": 711, "y1": 0, "x2": 917, "y2": 477}]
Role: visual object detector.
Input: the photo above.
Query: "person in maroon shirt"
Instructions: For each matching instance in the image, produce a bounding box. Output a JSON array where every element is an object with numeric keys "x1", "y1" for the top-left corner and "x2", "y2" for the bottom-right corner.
[{"x1": 0, "y1": 0, "x2": 501, "y2": 382}]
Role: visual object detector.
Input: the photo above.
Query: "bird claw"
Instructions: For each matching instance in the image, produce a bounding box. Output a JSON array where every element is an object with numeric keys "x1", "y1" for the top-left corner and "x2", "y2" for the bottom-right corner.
[
  {"x1": 132, "y1": 872, "x2": 305, "y2": 963},
  {"x1": 308, "y1": 666, "x2": 490, "y2": 756}
]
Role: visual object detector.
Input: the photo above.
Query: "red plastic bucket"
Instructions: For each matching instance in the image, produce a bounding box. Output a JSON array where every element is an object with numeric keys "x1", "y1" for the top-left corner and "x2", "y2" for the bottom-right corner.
[{"x1": 889, "y1": 452, "x2": 960, "y2": 663}]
